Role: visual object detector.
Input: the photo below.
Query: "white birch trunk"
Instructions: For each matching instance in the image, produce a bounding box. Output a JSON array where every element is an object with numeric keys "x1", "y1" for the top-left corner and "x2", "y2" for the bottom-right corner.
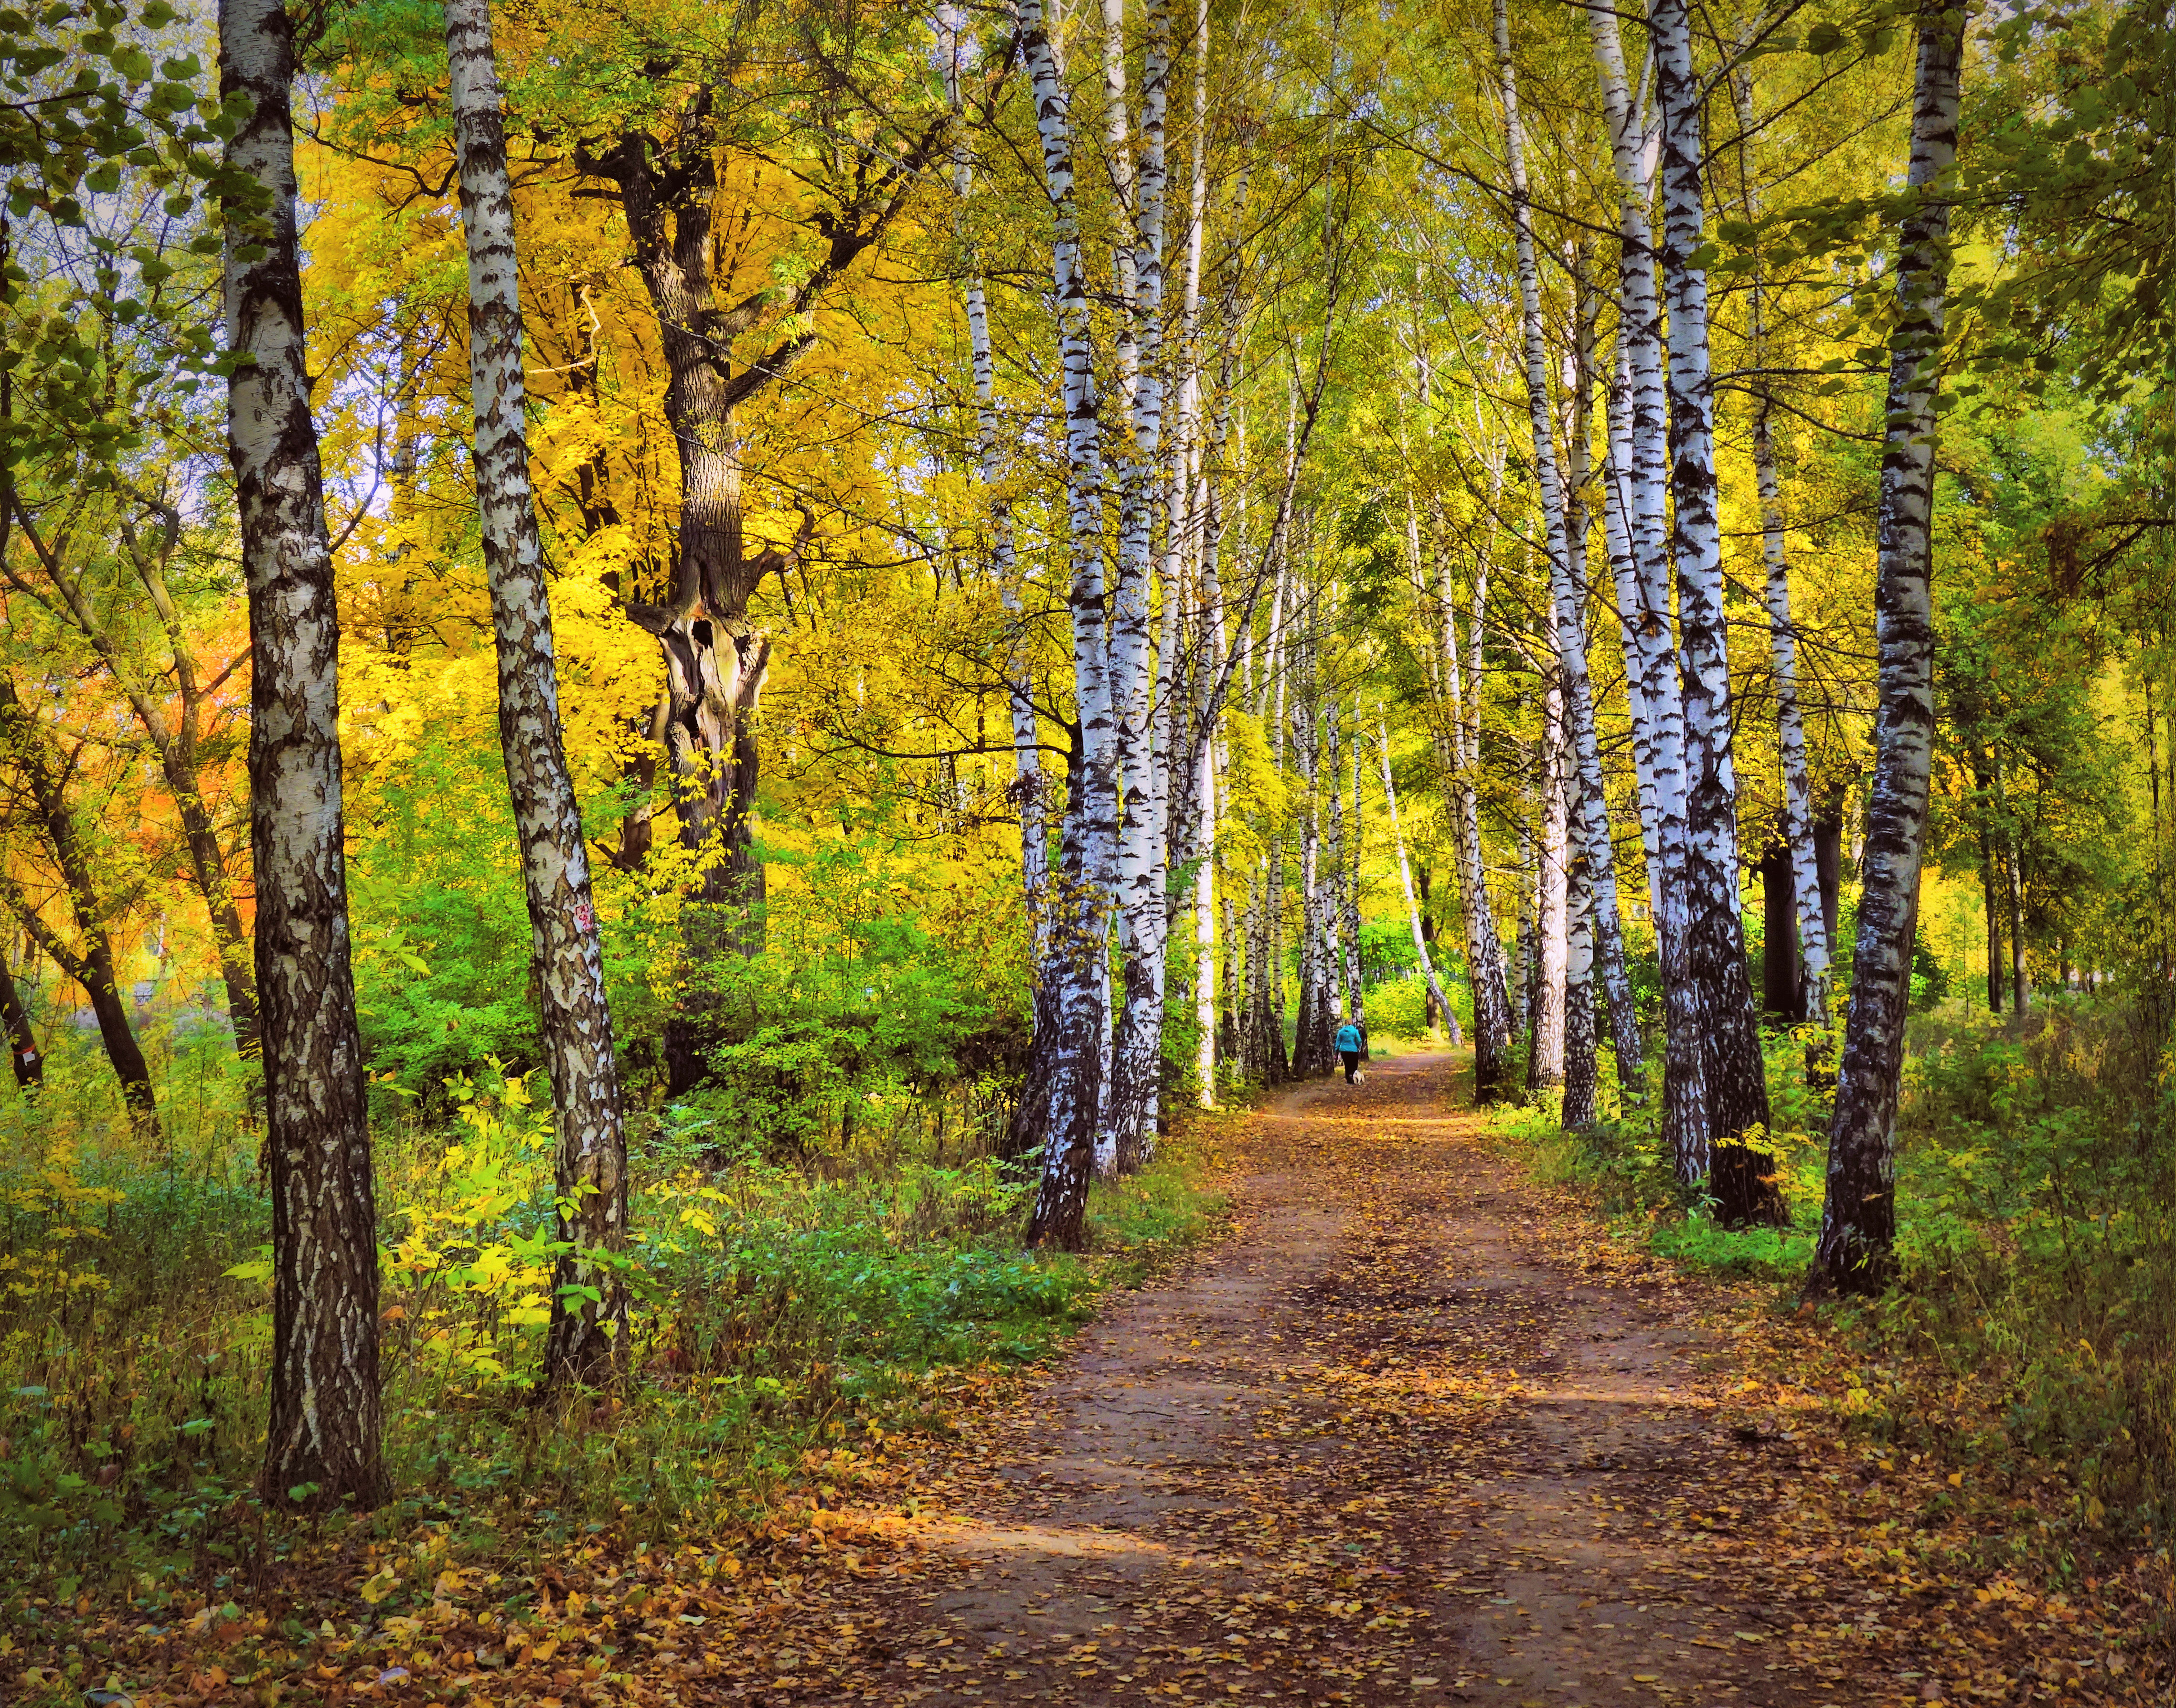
[
  {"x1": 222, "y1": 0, "x2": 384, "y2": 1508},
  {"x1": 1021, "y1": 0, "x2": 1114, "y2": 1251},
  {"x1": 1589, "y1": 0, "x2": 1708, "y2": 1175},
  {"x1": 949, "y1": 23, "x2": 1050, "y2": 981},
  {"x1": 1813, "y1": 0, "x2": 1964, "y2": 1293},
  {"x1": 1530, "y1": 679, "x2": 1569, "y2": 1088},
  {"x1": 1731, "y1": 68, "x2": 1833, "y2": 1033},
  {"x1": 1653, "y1": 0, "x2": 1778, "y2": 1221},
  {"x1": 447, "y1": 0, "x2": 630, "y2": 1389},
  {"x1": 1109, "y1": 0, "x2": 1176, "y2": 1172},
  {"x1": 1381, "y1": 717, "x2": 1459, "y2": 1043}
]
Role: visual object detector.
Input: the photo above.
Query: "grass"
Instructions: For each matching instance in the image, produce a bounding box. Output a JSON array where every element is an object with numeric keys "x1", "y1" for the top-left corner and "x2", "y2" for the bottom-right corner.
[
  {"x1": 1492, "y1": 1001, "x2": 2176, "y2": 1546},
  {"x1": 0, "y1": 1056, "x2": 1229, "y2": 1627}
]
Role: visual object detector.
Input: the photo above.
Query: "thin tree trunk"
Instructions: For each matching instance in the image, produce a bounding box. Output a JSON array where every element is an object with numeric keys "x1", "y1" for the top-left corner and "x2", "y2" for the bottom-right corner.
[
  {"x1": 1654, "y1": 0, "x2": 1780, "y2": 1225},
  {"x1": 2008, "y1": 843, "x2": 2028, "y2": 1013},
  {"x1": 1023, "y1": 0, "x2": 1115, "y2": 1251},
  {"x1": 1564, "y1": 261, "x2": 1646, "y2": 1100},
  {"x1": 447, "y1": 0, "x2": 629, "y2": 1390},
  {"x1": 1564, "y1": 758, "x2": 1599, "y2": 1127},
  {"x1": 1344, "y1": 702, "x2": 1368, "y2": 1053},
  {"x1": 1980, "y1": 826, "x2": 2003, "y2": 1013},
  {"x1": 0, "y1": 675, "x2": 159, "y2": 1124},
  {"x1": 220, "y1": 0, "x2": 385, "y2": 1510},
  {"x1": 1810, "y1": 0, "x2": 1965, "y2": 1296},
  {"x1": 1733, "y1": 67, "x2": 1834, "y2": 1034},
  {"x1": 0, "y1": 942, "x2": 38, "y2": 1090},
  {"x1": 1382, "y1": 718, "x2": 1459, "y2": 1043},
  {"x1": 948, "y1": 27, "x2": 1050, "y2": 992},
  {"x1": 1530, "y1": 681, "x2": 1569, "y2": 1089}
]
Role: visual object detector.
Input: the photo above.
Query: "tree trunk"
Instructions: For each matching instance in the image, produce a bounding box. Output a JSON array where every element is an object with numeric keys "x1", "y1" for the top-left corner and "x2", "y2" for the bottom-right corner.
[
  {"x1": 1108, "y1": 0, "x2": 1175, "y2": 1176},
  {"x1": 1564, "y1": 764, "x2": 1599, "y2": 1128},
  {"x1": 1810, "y1": 0, "x2": 1965, "y2": 1297},
  {"x1": 0, "y1": 944, "x2": 39, "y2": 1090},
  {"x1": 220, "y1": 0, "x2": 386, "y2": 1511},
  {"x1": 1735, "y1": 66, "x2": 1835, "y2": 1034},
  {"x1": 1588, "y1": 0, "x2": 1707, "y2": 1169},
  {"x1": 1761, "y1": 842, "x2": 1801, "y2": 1020},
  {"x1": 447, "y1": 0, "x2": 630, "y2": 1390},
  {"x1": 2008, "y1": 843, "x2": 2028, "y2": 1013},
  {"x1": 947, "y1": 27, "x2": 1051, "y2": 1005},
  {"x1": 1021, "y1": 0, "x2": 1114, "y2": 1251},
  {"x1": 1529, "y1": 685, "x2": 1569, "y2": 1091},
  {"x1": 1981, "y1": 829, "x2": 2003, "y2": 1013},
  {"x1": 1654, "y1": 0, "x2": 1781, "y2": 1225},
  {"x1": 1382, "y1": 720, "x2": 1459, "y2": 1044},
  {"x1": 1451, "y1": 556, "x2": 1515, "y2": 1100},
  {"x1": 0, "y1": 675, "x2": 160, "y2": 1126}
]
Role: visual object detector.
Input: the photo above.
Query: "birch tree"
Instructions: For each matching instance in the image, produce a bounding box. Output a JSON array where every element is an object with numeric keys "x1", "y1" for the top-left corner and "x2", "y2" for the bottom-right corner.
[
  {"x1": 1652, "y1": 0, "x2": 1781, "y2": 1223},
  {"x1": 446, "y1": 0, "x2": 629, "y2": 1390},
  {"x1": 1020, "y1": 0, "x2": 1116, "y2": 1251},
  {"x1": 1811, "y1": 0, "x2": 1968, "y2": 1296},
  {"x1": 220, "y1": 0, "x2": 385, "y2": 1509},
  {"x1": 1381, "y1": 716, "x2": 1459, "y2": 1043},
  {"x1": 1732, "y1": 68, "x2": 1833, "y2": 1033},
  {"x1": 1109, "y1": 0, "x2": 1177, "y2": 1172},
  {"x1": 1589, "y1": 0, "x2": 1708, "y2": 1173}
]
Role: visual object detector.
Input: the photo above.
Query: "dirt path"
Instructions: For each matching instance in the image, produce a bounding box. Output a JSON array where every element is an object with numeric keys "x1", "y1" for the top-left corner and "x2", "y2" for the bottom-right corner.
[{"x1": 775, "y1": 1052, "x2": 1856, "y2": 1708}]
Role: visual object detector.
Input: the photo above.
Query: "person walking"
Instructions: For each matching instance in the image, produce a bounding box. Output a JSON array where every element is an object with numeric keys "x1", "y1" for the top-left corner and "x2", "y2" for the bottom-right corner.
[{"x1": 1334, "y1": 1018, "x2": 1364, "y2": 1084}]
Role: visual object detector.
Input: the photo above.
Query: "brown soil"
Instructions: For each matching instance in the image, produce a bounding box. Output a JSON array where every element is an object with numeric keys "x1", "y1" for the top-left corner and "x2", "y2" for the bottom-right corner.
[{"x1": 798, "y1": 1051, "x2": 1853, "y2": 1708}]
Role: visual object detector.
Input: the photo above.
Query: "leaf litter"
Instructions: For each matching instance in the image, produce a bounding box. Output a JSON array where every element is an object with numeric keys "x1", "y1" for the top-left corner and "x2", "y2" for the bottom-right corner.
[{"x1": 33, "y1": 1053, "x2": 2169, "y2": 1706}]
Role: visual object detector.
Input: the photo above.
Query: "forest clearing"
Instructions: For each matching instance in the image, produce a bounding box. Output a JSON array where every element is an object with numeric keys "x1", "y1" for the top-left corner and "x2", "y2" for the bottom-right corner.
[{"x1": 2, "y1": 0, "x2": 2172, "y2": 1701}]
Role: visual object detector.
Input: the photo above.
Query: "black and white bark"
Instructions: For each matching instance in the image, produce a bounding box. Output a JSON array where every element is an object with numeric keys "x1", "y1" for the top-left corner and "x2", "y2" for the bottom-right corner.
[
  {"x1": 1589, "y1": 0, "x2": 1708, "y2": 1175},
  {"x1": 1109, "y1": 0, "x2": 1175, "y2": 1172},
  {"x1": 1653, "y1": 0, "x2": 1780, "y2": 1223},
  {"x1": 447, "y1": 0, "x2": 629, "y2": 1390},
  {"x1": 1021, "y1": 0, "x2": 1115, "y2": 1250},
  {"x1": 1810, "y1": 0, "x2": 1965, "y2": 1296},
  {"x1": 220, "y1": 0, "x2": 385, "y2": 1510},
  {"x1": 1731, "y1": 68, "x2": 1833, "y2": 1032},
  {"x1": 1381, "y1": 716, "x2": 1459, "y2": 1043}
]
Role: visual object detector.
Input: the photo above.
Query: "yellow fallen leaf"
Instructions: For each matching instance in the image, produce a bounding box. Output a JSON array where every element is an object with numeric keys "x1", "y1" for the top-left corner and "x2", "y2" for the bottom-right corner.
[{"x1": 359, "y1": 1570, "x2": 399, "y2": 1606}]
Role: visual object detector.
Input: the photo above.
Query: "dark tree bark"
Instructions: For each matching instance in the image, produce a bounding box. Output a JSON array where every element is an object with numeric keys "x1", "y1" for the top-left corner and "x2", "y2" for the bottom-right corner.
[
  {"x1": 1980, "y1": 829, "x2": 2004, "y2": 1013},
  {"x1": 220, "y1": 0, "x2": 387, "y2": 1510},
  {"x1": 0, "y1": 943, "x2": 39, "y2": 1090},
  {"x1": 570, "y1": 50, "x2": 954, "y2": 1092},
  {"x1": 447, "y1": 0, "x2": 631, "y2": 1391},
  {"x1": 1810, "y1": 0, "x2": 1966, "y2": 1298},
  {"x1": 0, "y1": 674, "x2": 158, "y2": 1127},
  {"x1": 1761, "y1": 842, "x2": 1802, "y2": 1021}
]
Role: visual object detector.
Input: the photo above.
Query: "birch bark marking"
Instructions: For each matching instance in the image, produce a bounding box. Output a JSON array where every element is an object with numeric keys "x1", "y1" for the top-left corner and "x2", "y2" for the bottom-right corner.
[
  {"x1": 1529, "y1": 680, "x2": 1569, "y2": 1089},
  {"x1": 1344, "y1": 700, "x2": 1367, "y2": 1050},
  {"x1": 1653, "y1": 0, "x2": 1780, "y2": 1221},
  {"x1": 948, "y1": 23, "x2": 1050, "y2": 987},
  {"x1": 220, "y1": 0, "x2": 386, "y2": 1509},
  {"x1": 1021, "y1": 0, "x2": 1113, "y2": 1251},
  {"x1": 1590, "y1": 0, "x2": 1708, "y2": 1176},
  {"x1": 1811, "y1": 0, "x2": 1966, "y2": 1295},
  {"x1": 1109, "y1": 0, "x2": 1176, "y2": 1172},
  {"x1": 1382, "y1": 717, "x2": 1459, "y2": 1043},
  {"x1": 447, "y1": 0, "x2": 629, "y2": 1389},
  {"x1": 1731, "y1": 68, "x2": 1833, "y2": 1034}
]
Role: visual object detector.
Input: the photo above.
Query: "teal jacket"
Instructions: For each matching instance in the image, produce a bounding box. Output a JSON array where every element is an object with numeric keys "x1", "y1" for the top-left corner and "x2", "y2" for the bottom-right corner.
[{"x1": 1334, "y1": 1023, "x2": 1362, "y2": 1053}]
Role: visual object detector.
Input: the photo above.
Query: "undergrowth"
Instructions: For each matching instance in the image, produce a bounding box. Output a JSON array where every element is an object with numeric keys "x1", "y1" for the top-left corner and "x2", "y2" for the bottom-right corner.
[
  {"x1": 0, "y1": 1061, "x2": 1228, "y2": 1625},
  {"x1": 1493, "y1": 997, "x2": 2176, "y2": 1550}
]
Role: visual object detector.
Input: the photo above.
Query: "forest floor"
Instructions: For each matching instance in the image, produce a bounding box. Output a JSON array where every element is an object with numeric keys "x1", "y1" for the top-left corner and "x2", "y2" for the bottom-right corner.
[
  {"x1": 724, "y1": 1050, "x2": 2165, "y2": 1708},
  {"x1": 60, "y1": 1051, "x2": 2168, "y2": 1708}
]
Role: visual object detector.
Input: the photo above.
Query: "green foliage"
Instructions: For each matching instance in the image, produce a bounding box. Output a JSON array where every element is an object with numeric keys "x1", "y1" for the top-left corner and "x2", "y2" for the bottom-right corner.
[
  {"x1": 0, "y1": 1050, "x2": 1224, "y2": 1606},
  {"x1": 1507, "y1": 1002, "x2": 2176, "y2": 1539}
]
